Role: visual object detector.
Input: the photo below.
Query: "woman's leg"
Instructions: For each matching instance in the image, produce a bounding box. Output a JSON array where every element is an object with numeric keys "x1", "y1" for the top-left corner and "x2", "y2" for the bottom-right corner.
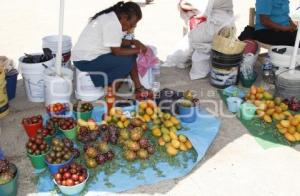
[
  {"x1": 254, "y1": 29, "x2": 297, "y2": 46},
  {"x1": 129, "y1": 61, "x2": 142, "y2": 89},
  {"x1": 74, "y1": 54, "x2": 136, "y2": 87}
]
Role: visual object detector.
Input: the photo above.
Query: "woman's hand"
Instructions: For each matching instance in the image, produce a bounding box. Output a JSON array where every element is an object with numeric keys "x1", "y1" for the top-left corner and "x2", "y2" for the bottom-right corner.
[{"x1": 132, "y1": 40, "x2": 147, "y2": 53}]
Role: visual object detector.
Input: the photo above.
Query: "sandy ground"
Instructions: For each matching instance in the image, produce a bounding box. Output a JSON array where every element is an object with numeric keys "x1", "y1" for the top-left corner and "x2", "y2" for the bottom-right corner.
[{"x1": 1, "y1": 0, "x2": 300, "y2": 195}]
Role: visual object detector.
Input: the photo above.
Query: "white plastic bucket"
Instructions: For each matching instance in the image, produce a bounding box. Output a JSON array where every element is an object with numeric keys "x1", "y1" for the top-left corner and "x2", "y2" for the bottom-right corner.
[
  {"x1": 43, "y1": 67, "x2": 73, "y2": 105},
  {"x1": 42, "y1": 35, "x2": 72, "y2": 67},
  {"x1": 75, "y1": 69, "x2": 104, "y2": 101},
  {"x1": 19, "y1": 54, "x2": 55, "y2": 102}
]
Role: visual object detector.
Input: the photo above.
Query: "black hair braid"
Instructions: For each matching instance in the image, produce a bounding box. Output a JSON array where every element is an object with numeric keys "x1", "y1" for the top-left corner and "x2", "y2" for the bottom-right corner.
[{"x1": 90, "y1": 1, "x2": 142, "y2": 21}]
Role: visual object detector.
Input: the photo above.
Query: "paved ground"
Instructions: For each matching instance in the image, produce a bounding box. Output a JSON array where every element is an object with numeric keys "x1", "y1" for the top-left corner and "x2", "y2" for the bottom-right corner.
[{"x1": 1, "y1": 0, "x2": 300, "y2": 195}]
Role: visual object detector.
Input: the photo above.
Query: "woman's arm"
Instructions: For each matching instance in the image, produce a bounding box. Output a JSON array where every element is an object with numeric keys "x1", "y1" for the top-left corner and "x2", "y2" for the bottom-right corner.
[{"x1": 260, "y1": 15, "x2": 296, "y2": 32}]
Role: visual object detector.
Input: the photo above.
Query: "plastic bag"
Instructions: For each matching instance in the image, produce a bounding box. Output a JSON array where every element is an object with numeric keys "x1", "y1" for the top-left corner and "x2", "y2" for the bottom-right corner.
[{"x1": 190, "y1": 50, "x2": 211, "y2": 80}]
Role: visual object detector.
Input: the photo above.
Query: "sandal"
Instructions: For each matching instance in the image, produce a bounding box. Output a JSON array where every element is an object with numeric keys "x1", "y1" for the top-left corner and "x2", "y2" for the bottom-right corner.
[
  {"x1": 135, "y1": 86, "x2": 154, "y2": 100},
  {"x1": 146, "y1": 0, "x2": 153, "y2": 4}
]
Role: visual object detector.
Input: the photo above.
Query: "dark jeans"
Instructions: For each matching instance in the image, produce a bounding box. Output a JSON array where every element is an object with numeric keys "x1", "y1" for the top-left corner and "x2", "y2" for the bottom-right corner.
[
  {"x1": 254, "y1": 29, "x2": 298, "y2": 46},
  {"x1": 74, "y1": 53, "x2": 137, "y2": 87}
]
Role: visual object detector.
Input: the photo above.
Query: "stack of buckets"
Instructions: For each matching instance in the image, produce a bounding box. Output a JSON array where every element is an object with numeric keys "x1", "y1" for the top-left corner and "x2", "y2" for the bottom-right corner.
[
  {"x1": 20, "y1": 35, "x2": 73, "y2": 104},
  {"x1": 0, "y1": 57, "x2": 9, "y2": 118}
]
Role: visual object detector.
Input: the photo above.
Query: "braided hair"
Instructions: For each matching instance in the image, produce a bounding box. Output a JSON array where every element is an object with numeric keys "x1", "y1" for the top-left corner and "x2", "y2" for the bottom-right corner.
[{"x1": 90, "y1": 1, "x2": 142, "y2": 21}]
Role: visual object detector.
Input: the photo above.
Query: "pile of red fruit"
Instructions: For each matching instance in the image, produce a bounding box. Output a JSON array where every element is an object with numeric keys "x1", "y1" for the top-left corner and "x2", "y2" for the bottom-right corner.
[
  {"x1": 59, "y1": 118, "x2": 77, "y2": 131},
  {"x1": 45, "y1": 138, "x2": 75, "y2": 164},
  {"x1": 54, "y1": 162, "x2": 88, "y2": 186},
  {"x1": 22, "y1": 115, "x2": 43, "y2": 126},
  {"x1": 47, "y1": 117, "x2": 62, "y2": 129},
  {"x1": 47, "y1": 103, "x2": 70, "y2": 116},
  {"x1": 26, "y1": 134, "x2": 50, "y2": 155},
  {"x1": 284, "y1": 97, "x2": 300, "y2": 112},
  {"x1": 73, "y1": 102, "x2": 93, "y2": 113},
  {"x1": 83, "y1": 142, "x2": 114, "y2": 168},
  {"x1": 37, "y1": 127, "x2": 55, "y2": 138},
  {"x1": 77, "y1": 126, "x2": 100, "y2": 143}
]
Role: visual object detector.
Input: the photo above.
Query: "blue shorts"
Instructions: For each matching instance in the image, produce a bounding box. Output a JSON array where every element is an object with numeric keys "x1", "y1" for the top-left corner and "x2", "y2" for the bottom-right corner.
[{"x1": 74, "y1": 53, "x2": 137, "y2": 87}]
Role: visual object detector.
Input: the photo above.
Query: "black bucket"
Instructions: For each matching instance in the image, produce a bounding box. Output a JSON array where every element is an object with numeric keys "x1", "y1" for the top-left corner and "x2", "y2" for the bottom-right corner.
[
  {"x1": 211, "y1": 50, "x2": 243, "y2": 68},
  {"x1": 210, "y1": 50, "x2": 242, "y2": 89}
]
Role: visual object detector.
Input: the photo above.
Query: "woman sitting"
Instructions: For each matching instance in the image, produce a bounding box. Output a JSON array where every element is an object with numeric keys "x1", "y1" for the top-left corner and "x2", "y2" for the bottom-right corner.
[
  {"x1": 72, "y1": 1, "x2": 149, "y2": 94},
  {"x1": 254, "y1": 0, "x2": 297, "y2": 46}
]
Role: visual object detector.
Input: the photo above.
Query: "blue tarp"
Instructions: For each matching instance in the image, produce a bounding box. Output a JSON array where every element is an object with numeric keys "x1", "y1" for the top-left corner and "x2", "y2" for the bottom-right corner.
[{"x1": 37, "y1": 106, "x2": 220, "y2": 194}]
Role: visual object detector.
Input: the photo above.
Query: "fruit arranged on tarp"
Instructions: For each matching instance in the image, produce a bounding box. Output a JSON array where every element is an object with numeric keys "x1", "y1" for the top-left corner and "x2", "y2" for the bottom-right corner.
[
  {"x1": 254, "y1": 98, "x2": 289, "y2": 123},
  {"x1": 47, "y1": 103, "x2": 70, "y2": 116},
  {"x1": 116, "y1": 117, "x2": 155, "y2": 161},
  {"x1": 26, "y1": 134, "x2": 50, "y2": 155},
  {"x1": 77, "y1": 126, "x2": 100, "y2": 143},
  {"x1": 77, "y1": 119, "x2": 98, "y2": 131},
  {"x1": 58, "y1": 118, "x2": 77, "y2": 131},
  {"x1": 22, "y1": 115, "x2": 43, "y2": 125},
  {"x1": 37, "y1": 127, "x2": 56, "y2": 138},
  {"x1": 245, "y1": 85, "x2": 274, "y2": 102},
  {"x1": 73, "y1": 102, "x2": 93, "y2": 113},
  {"x1": 151, "y1": 112, "x2": 182, "y2": 138},
  {"x1": 84, "y1": 143, "x2": 115, "y2": 168},
  {"x1": 137, "y1": 100, "x2": 159, "y2": 123},
  {"x1": 284, "y1": 97, "x2": 300, "y2": 112},
  {"x1": 0, "y1": 159, "x2": 16, "y2": 185},
  {"x1": 158, "y1": 131, "x2": 193, "y2": 156},
  {"x1": 276, "y1": 114, "x2": 300, "y2": 142},
  {"x1": 103, "y1": 108, "x2": 130, "y2": 129},
  {"x1": 99, "y1": 124, "x2": 120, "y2": 145},
  {"x1": 45, "y1": 138, "x2": 75, "y2": 164},
  {"x1": 54, "y1": 162, "x2": 88, "y2": 186}
]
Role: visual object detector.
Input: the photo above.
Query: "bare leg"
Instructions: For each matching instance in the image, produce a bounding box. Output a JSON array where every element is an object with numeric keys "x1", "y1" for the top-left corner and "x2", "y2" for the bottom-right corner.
[{"x1": 130, "y1": 62, "x2": 142, "y2": 90}]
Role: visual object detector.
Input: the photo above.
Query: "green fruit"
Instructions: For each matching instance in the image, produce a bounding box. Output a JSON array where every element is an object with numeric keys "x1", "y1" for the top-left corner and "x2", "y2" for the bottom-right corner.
[
  {"x1": 86, "y1": 158, "x2": 97, "y2": 168},
  {"x1": 162, "y1": 134, "x2": 171, "y2": 143},
  {"x1": 274, "y1": 97, "x2": 282, "y2": 106},
  {"x1": 161, "y1": 127, "x2": 169, "y2": 135}
]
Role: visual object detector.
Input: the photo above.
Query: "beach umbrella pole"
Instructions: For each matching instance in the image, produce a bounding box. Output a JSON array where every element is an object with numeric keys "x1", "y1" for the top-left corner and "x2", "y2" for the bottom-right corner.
[
  {"x1": 55, "y1": 0, "x2": 65, "y2": 76},
  {"x1": 290, "y1": 7, "x2": 300, "y2": 73}
]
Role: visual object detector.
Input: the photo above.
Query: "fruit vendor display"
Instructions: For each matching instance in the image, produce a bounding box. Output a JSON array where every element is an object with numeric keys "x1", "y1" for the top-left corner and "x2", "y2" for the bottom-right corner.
[
  {"x1": 73, "y1": 102, "x2": 93, "y2": 113},
  {"x1": 136, "y1": 100, "x2": 159, "y2": 123},
  {"x1": 276, "y1": 114, "x2": 300, "y2": 142},
  {"x1": 245, "y1": 85, "x2": 273, "y2": 101},
  {"x1": 37, "y1": 127, "x2": 56, "y2": 138},
  {"x1": 84, "y1": 143, "x2": 115, "y2": 168},
  {"x1": 99, "y1": 124, "x2": 120, "y2": 145},
  {"x1": 47, "y1": 103, "x2": 70, "y2": 116},
  {"x1": 0, "y1": 159, "x2": 16, "y2": 185},
  {"x1": 45, "y1": 138, "x2": 75, "y2": 164},
  {"x1": 26, "y1": 134, "x2": 50, "y2": 155},
  {"x1": 77, "y1": 119, "x2": 99, "y2": 131},
  {"x1": 53, "y1": 162, "x2": 88, "y2": 195},
  {"x1": 22, "y1": 115, "x2": 43, "y2": 137},
  {"x1": 58, "y1": 118, "x2": 77, "y2": 131},
  {"x1": 284, "y1": 97, "x2": 300, "y2": 112},
  {"x1": 54, "y1": 163, "x2": 88, "y2": 186},
  {"x1": 47, "y1": 117, "x2": 63, "y2": 130},
  {"x1": 77, "y1": 126, "x2": 100, "y2": 143},
  {"x1": 119, "y1": 119, "x2": 156, "y2": 161},
  {"x1": 253, "y1": 98, "x2": 289, "y2": 123},
  {"x1": 73, "y1": 102, "x2": 94, "y2": 121}
]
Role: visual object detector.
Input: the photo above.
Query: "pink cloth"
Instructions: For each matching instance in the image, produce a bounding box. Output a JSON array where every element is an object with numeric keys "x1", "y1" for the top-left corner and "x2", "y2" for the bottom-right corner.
[{"x1": 137, "y1": 47, "x2": 160, "y2": 77}]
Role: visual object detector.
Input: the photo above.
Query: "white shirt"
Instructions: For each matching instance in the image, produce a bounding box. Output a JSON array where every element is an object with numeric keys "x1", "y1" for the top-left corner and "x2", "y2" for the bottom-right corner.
[{"x1": 72, "y1": 12, "x2": 123, "y2": 61}]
